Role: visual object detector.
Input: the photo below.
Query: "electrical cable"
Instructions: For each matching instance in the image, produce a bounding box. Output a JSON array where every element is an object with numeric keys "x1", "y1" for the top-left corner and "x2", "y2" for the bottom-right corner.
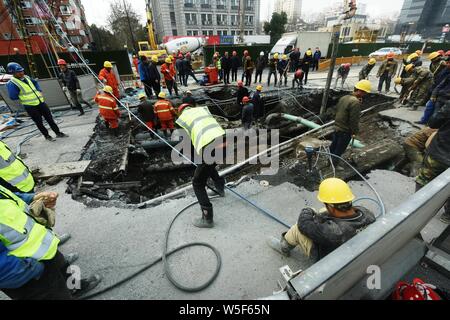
[{"x1": 353, "y1": 197, "x2": 384, "y2": 219}]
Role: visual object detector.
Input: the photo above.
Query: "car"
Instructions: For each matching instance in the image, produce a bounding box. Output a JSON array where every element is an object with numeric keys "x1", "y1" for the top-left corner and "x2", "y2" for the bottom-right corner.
[{"x1": 369, "y1": 47, "x2": 403, "y2": 60}]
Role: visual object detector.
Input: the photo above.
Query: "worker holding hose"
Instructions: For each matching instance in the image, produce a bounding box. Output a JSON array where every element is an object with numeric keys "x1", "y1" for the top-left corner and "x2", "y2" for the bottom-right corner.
[
  {"x1": 267, "y1": 178, "x2": 375, "y2": 261},
  {"x1": 176, "y1": 105, "x2": 226, "y2": 228}
]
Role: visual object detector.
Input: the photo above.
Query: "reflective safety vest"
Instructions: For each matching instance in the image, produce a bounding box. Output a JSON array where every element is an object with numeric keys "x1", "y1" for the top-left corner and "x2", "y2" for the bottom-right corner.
[
  {"x1": 95, "y1": 94, "x2": 120, "y2": 119},
  {"x1": 176, "y1": 107, "x2": 225, "y2": 153},
  {"x1": 0, "y1": 141, "x2": 35, "y2": 193},
  {"x1": 154, "y1": 100, "x2": 175, "y2": 121},
  {"x1": 0, "y1": 185, "x2": 58, "y2": 261},
  {"x1": 9, "y1": 76, "x2": 44, "y2": 106}
]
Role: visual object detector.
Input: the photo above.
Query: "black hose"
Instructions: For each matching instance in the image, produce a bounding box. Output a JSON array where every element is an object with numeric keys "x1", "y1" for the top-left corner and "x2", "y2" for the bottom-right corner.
[{"x1": 80, "y1": 198, "x2": 221, "y2": 299}]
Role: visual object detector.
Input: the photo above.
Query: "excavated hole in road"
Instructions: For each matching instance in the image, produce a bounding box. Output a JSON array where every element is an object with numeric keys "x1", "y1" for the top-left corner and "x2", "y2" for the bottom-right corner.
[{"x1": 67, "y1": 87, "x2": 413, "y2": 206}]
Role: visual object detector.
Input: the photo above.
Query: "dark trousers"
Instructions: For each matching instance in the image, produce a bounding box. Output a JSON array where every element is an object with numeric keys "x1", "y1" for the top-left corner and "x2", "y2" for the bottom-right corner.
[
  {"x1": 293, "y1": 78, "x2": 303, "y2": 89},
  {"x1": 68, "y1": 90, "x2": 84, "y2": 113},
  {"x1": 178, "y1": 73, "x2": 185, "y2": 86},
  {"x1": 255, "y1": 69, "x2": 263, "y2": 83},
  {"x1": 149, "y1": 79, "x2": 161, "y2": 96},
  {"x1": 223, "y1": 68, "x2": 230, "y2": 84},
  {"x1": 330, "y1": 131, "x2": 352, "y2": 163},
  {"x1": 245, "y1": 71, "x2": 253, "y2": 86},
  {"x1": 166, "y1": 80, "x2": 178, "y2": 96},
  {"x1": 231, "y1": 68, "x2": 238, "y2": 82},
  {"x1": 278, "y1": 71, "x2": 287, "y2": 86},
  {"x1": 24, "y1": 103, "x2": 61, "y2": 137},
  {"x1": 193, "y1": 163, "x2": 225, "y2": 208},
  {"x1": 378, "y1": 73, "x2": 392, "y2": 92},
  {"x1": 142, "y1": 79, "x2": 154, "y2": 98},
  {"x1": 3, "y1": 251, "x2": 73, "y2": 300},
  {"x1": 267, "y1": 71, "x2": 277, "y2": 86},
  {"x1": 185, "y1": 70, "x2": 198, "y2": 84},
  {"x1": 312, "y1": 60, "x2": 320, "y2": 71},
  {"x1": 302, "y1": 65, "x2": 310, "y2": 84}
]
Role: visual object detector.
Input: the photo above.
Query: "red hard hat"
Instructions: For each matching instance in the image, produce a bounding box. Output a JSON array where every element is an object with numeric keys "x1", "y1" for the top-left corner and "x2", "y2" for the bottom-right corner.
[
  {"x1": 178, "y1": 53, "x2": 183, "y2": 58},
  {"x1": 295, "y1": 70, "x2": 303, "y2": 77},
  {"x1": 242, "y1": 96, "x2": 250, "y2": 104},
  {"x1": 186, "y1": 52, "x2": 191, "y2": 57},
  {"x1": 237, "y1": 80, "x2": 244, "y2": 87},
  {"x1": 57, "y1": 59, "x2": 67, "y2": 65},
  {"x1": 178, "y1": 103, "x2": 191, "y2": 114},
  {"x1": 445, "y1": 50, "x2": 450, "y2": 56}
]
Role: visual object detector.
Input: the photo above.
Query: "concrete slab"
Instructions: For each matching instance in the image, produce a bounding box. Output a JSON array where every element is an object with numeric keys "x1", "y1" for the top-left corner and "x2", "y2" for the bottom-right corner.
[{"x1": 379, "y1": 108, "x2": 425, "y2": 128}]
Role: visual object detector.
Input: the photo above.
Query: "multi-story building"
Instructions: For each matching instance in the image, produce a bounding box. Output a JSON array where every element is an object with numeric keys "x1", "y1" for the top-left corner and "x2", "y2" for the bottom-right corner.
[
  {"x1": 395, "y1": 0, "x2": 450, "y2": 39},
  {"x1": 147, "y1": 0, "x2": 261, "y2": 42},
  {"x1": 275, "y1": 0, "x2": 302, "y2": 24},
  {"x1": 0, "y1": 0, "x2": 92, "y2": 49}
]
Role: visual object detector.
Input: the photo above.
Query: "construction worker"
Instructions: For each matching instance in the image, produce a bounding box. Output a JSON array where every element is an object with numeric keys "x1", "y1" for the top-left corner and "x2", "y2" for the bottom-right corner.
[
  {"x1": 244, "y1": 56, "x2": 255, "y2": 87},
  {"x1": 0, "y1": 184, "x2": 100, "y2": 299},
  {"x1": 0, "y1": 140, "x2": 34, "y2": 194},
  {"x1": 429, "y1": 51, "x2": 446, "y2": 77},
  {"x1": 403, "y1": 127, "x2": 437, "y2": 177},
  {"x1": 254, "y1": 52, "x2": 266, "y2": 84},
  {"x1": 241, "y1": 50, "x2": 249, "y2": 82},
  {"x1": 137, "y1": 93, "x2": 156, "y2": 137},
  {"x1": 231, "y1": 51, "x2": 240, "y2": 82},
  {"x1": 161, "y1": 58, "x2": 179, "y2": 97},
  {"x1": 176, "y1": 53, "x2": 186, "y2": 86},
  {"x1": 277, "y1": 54, "x2": 289, "y2": 87},
  {"x1": 376, "y1": 53, "x2": 398, "y2": 93},
  {"x1": 267, "y1": 178, "x2": 375, "y2": 261},
  {"x1": 214, "y1": 53, "x2": 223, "y2": 81},
  {"x1": 252, "y1": 85, "x2": 264, "y2": 124},
  {"x1": 221, "y1": 52, "x2": 231, "y2": 85},
  {"x1": 138, "y1": 56, "x2": 154, "y2": 98},
  {"x1": 57, "y1": 59, "x2": 90, "y2": 116},
  {"x1": 182, "y1": 90, "x2": 196, "y2": 107},
  {"x1": 292, "y1": 69, "x2": 304, "y2": 89},
  {"x1": 416, "y1": 100, "x2": 450, "y2": 224},
  {"x1": 132, "y1": 55, "x2": 139, "y2": 77},
  {"x1": 148, "y1": 55, "x2": 161, "y2": 97},
  {"x1": 154, "y1": 92, "x2": 177, "y2": 137},
  {"x1": 6, "y1": 63, "x2": 68, "y2": 142},
  {"x1": 395, "y1": 64, "x2": 433, "y2": 111},
  {"x1": 236, "y1": 81, "x2": 249, "y2": 107},
  {"x1": 334, "y1": 63, "x2": 351, "y2": 89},
  {"x1": 302, "y1": 49, "x2": 313, "y2": 84},
  {"x1": 330, "y1": 80, "x2": 371, "y2": 166},
  {"x1": 289, "y1": 48, "x2": 301, "y2": 72},
  {"x1": 176, "y1": 105, "x2": 226, "y2": 228},
  {"x1": 312, "y1": 47, "x2": 322, "y2": 72},
  {"x1": 267, "y1": 53, "x2": 279, "y2": 87},
  {"x1": 99, "y1": 61, "x2": 119, "y2": 99},
  {"x1": 359, "y1": 58, "x2": 376, "y2": 81},
  {"x1": 241, "y1": 96, "x2": 254, "y2": 130},
  {"x1": 95, "y1": 86, "x2": 121, "y2": 136},
  {"x1": 183, "y1": 52, "x2": 199, "y2": 85}
]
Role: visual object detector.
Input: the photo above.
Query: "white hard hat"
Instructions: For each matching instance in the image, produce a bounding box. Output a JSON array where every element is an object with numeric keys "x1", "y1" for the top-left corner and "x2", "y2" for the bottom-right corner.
[{"x1": 260, "y1": 51, "x2": 264, "y2": 56}]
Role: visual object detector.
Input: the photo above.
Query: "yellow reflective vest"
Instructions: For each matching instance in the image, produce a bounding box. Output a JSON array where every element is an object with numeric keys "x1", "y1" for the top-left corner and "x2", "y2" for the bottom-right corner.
[
  {"x1": 9, "y1": 76, "x2": 44, "y2": 106},
  {"x1": 176, "y1": 107, "x2": 225, "y2": 153},
  {"x1": 0, "y1": 141, "x2": 35, "y2": 193},
  {"x1": 0, "y1": 186, "x2": 58, "y2": 261}
]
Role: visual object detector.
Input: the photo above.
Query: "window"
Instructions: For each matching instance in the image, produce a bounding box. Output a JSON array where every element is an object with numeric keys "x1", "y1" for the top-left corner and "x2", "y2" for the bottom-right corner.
[
  {"x1": 3, "y1": 33, "x2": 12, "y2": 40},
  {"x1": 65, "y1": 21, "x2": 76, "y2": 30},
  {"x1": 200, "y1": 0, "x2": 211, "y2": 8},
  {"x1": 217, "y1": 30, "x2": 222, "y2": 36},
  {"x1": 70, "y1": 36, "x2": 82, "y2": 44},
  {"x1": 208, "y1": 30, "x2": 213, "y2": 35},
  {"x1": 187, "y1": 30, "x2": 193, "y2": 36},
  {"x1": 172, "y1": 29, "x2": 178, "y2": 36},
  {"x1": 202, "y1": 30, "x2": 208, "y2": 36},
  {"x1": 192, "y1": 30, "x2": 198, "y2": 36},
  {"x1": 230, "y1": 15, "x2": 239, "y2": 26},
  {"x1": 60, "y1": 5, "x2": 71, "y2": 15},
  {"x1": 223, "y1": 30, "x2": 228, "y2": 35},
  {"x1": 231, "y1": 0, "x2": 239, "y2": 10},
  {"x1": 201, "y1": 14, "x2": 212, "y2": 25},
  {"x1": 20, "y1": 1, "x2": 32, "y2": 9},
  {"x1": 231, "y1": 30, "x2": 236, "y2": 35},
  {"x1": 245, "y1": 0, "x2": 254, "y2": 10},
  {"x1": 244, "y1": 15, "x2": 253, "y2": 26},
  {"x1": 185, "y1": 13, "x2": 197, "y2": 25},
  {"x1": 170, "y1": 12, "x2": 177, "y2": 25},
  {"x1": 217, "y1": 0, "x2": 225, "y2": 9},
  {"x1": 184, "y1": 0, "x2": 194, "y2": 8},
  {"x1": 24, "y1": 17, "x2": 41, "y2": 25},
  {"x1": 217, "y1": 14, "x2": 227, "y2": 25}
]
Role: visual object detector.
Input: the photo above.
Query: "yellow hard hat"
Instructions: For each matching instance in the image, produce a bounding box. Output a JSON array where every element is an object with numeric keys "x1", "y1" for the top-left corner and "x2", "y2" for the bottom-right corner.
[
  {"x1": 407, "y1": 53, "x2": 418, "y2": 62},
  {"x1": 256, "y1": 85, "x2": 263, "y2": 91},
  {"x1": 151, "y1": 55, "x2": 158, "y2": 63},
  {"x1": 429, "y1": 52, "x2": 440, "y2": 61},
  {"x1": 273, "y1": 53, "x2": 279, "y2": 59},
  {"x1": 405, "y1": 63, "x2": 415, "y2": 73},
  {"x1": 103, "y1": 86, "x2": 113, "y2": 94},
  {"x1": 282, "y1": 54, "x2": 288, "y2": 60},
  {"x1": 306, "y1": 50, "x2": 312, "y2": 56},
  {"x1": 317, "y1": 178, "x2": 355, "y2": 204},
  {"x1": 138, "y1": 93, "x2": 146, "y2": 100},
  {"x1": 104, "y1": 61, "x2": 113, "y2": 68},
  {"x1": 158, "y1": 92, "x2": 166, "y2": 99},
  {"x1": 394, "y1": 77, "x2": 402, "y2": 85},
  {"x1": 368, "y1": 58, "x2": 376, "y2": 65},
  {"x1": 165, "y1": 58, "x2": 172, "y2": 64},
  {"x1": 354, "y1": 80, "x2": 371, "y2": 93},
  {"x1": 415, "y1": 50, "x2": 422, "y2": 56}
]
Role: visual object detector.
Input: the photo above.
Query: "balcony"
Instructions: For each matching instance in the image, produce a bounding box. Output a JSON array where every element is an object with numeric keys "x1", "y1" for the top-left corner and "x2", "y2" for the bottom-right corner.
[{"x1": 216, "y1": 5, "x2": 225, "y2": 10}]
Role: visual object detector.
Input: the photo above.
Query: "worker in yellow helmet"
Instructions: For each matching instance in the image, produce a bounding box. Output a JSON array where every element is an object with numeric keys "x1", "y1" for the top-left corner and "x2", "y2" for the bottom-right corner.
[
  {"x1": 267, "y1": 178, "x2": 375, "y2": 261},
  {"x1": 252, "y1": 85, "x2": 265, "y2": 126},
  {"x1": 267, "y1": 53, "x2": 279, "y2": 86},
  {"x1": 302, "y1": 49, "x2": 313, "y2": 84},
  {"x1": 376, "y1": 52, "x2": 398, "y2": 93},
  {"x1": 99, "y1": 61, "x2": 120, "y2": 98},
  {"x1": 277, "y1": 54, "x2": 289, "y2": 87},
  {"x1": 428, "y1": 51, "x2": 446, "y2": 76},
  {"x1": 359, "y1": 58, "x2": 377, "y2": 80},
  {"x1": 330, "y1": 80, "x2": 371, "y2": 167},
  {"x1": 396, "y1": 63, "x2": 433, "y2": 111}
]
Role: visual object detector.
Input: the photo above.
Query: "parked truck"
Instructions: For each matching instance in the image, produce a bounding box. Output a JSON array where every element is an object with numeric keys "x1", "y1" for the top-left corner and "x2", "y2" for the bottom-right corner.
[{"x1": 271, "y1": 31, "x2": 333, "y2": 57}]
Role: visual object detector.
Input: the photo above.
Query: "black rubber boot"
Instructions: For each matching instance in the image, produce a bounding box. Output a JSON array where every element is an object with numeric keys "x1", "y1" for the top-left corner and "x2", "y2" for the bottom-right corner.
[
  {"x1": 193, "y1": 205, "x2": 214, "y2": 228},
  {"x1": 71, "y1": 274, "x2": 102, "y2": 299},
  {"x1": 267, "y1": 232, "x2": 295, "y2": 257}
]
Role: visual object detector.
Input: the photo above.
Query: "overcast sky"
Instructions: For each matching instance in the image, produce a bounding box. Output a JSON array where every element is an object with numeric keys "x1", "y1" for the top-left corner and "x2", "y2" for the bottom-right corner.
[{"x1": 81, "y1": 0, "x2": 404, "y2": 27}]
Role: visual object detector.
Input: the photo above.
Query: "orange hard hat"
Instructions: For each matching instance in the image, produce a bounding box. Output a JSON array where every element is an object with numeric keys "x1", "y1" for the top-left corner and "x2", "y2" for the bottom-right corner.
[
  {"x1": 57, "y1": 59, "x2": 67, "y2": 65},
  {"x1": 387, "y1": 52, "x2": 395, "y2": 59},
  {"x1": 242, "y1": 96, "x2": 250, "y2": 104}
]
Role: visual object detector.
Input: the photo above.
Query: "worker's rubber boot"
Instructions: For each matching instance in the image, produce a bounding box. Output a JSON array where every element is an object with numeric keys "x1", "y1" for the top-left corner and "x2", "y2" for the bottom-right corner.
[
  {"x1": 193, "y1": 205, "x2": 214, "y2": 228},
  {"x1": 45, "y1": 135, "x2": 56, "y2": 142},
  {"x1": 56, "y1": 132, "x2": 69, "y2": 138},
  {"x1": 78, "y1": 109, "x2": 85, "y2": 116},
  {"x1": 267, "y1": 232, "x2": 295, "y2": 257},
  {"x1": 58, "y1": 233, "x2": 71, "y2": 245},
  {"x1": 71, "y1": 274, "x2": 102, "y2": 299}
]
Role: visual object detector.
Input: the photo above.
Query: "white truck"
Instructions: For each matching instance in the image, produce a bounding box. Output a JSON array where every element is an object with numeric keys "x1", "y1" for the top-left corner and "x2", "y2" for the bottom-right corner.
[{"x1": 271, "y1": 31, "x2": 333, "y2": 57}]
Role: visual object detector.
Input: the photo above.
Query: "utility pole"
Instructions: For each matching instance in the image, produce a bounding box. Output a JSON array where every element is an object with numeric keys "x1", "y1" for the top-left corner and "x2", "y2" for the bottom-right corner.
[
  {"x1": 320, "y1": 26, "x2": 340, "y2": 116},
  {"x1": 239, "y1": 0, "x2": 245, "y2": 43},
  {"x1": 123, "y1": 0, "x2": 137, "y2": 53}
]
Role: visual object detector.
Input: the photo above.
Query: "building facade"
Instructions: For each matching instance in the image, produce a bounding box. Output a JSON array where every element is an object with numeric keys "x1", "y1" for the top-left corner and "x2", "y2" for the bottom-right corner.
[
  {"x1": 147, "y1": 0, "x2": 261, "y2": 42},
  {"x1": 275, "y1": 0, "x2": 302, "y2": 24},
  {"x1": 395, "y1": 0, "x2": 450, "y2": 39},
  {"x1": 0, "y1": 0, "x2": 92, "y2": 48}
]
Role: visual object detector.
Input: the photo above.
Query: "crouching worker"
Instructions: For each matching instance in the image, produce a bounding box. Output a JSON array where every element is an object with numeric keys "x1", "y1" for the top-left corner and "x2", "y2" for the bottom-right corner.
[
  {"x1": 176, "y1": 105, "x2": 226, "y2": 228},
  {"x1": 0, "y1": 185, "x2": 100, "y2": 299},
  {"x1": 154, "y1": 92, "x2": 177, "y2": 138},
  {"x1": 95, "y1": 86, "x2": 121, "y2": 136},
  {"x1": 137, "y1": 93, "x2": 156, "y2": 138},
  {"x1": 292, "y1": 69, "x2": 304, "y2": 89},
  {"x1": 268, "y1": 178, "x2": 376, "y2": 261}
]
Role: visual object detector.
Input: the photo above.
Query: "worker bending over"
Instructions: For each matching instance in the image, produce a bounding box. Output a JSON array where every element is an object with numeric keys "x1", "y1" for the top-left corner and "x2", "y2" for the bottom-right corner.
[
  {"x1": 182, "y1": 90, "x2": 197, "y2": 107},
  {"x1": 99, "y1": 61, "x2": 120, "y2": 99},
  {"x1": 376, "y1": 52, "x2": 397, "y2": 93},
  {"x1": 95, "y1": 86, "x2": 121, "y2": 136},
  {"x1": 6, "y1": 63, "x2": 68, "y2": 142},
  {"x1": 154, "y1": 92, "x2": 177, "y2": 138},
  {"x1": 403, "y1": 127, "x2": 437, "y2": 177},
  {"x1": 330, "y1": 80, "x2": 371, "y2": 166},
  {"x1": 277, "y1": 55, "x2": 289, "y2": 87},
  {"x1": 268, "y1": 178, "x2": 375, "y2": 261},
  {"x1": 395, "y1": 64, "x2": 433, "y2": 111},
  {"x1": 334, "y1": 63, "x2": 351, "y2": 89},
  {"x1": 359, "y1": 58, "x2": 376, "y2": 81},
  {"x1": 176, "y1": 105, "x2": 226, "y2": 228},
  {"x1": 292, "y1": 69, "x2": 304, "y2": 89},
  {"x1": 161, "y1": 58, "x2": 179, "y2": 97}
]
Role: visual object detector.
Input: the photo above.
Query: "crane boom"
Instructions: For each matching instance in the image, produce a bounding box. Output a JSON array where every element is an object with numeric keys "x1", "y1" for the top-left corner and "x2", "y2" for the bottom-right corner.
[{"x1": 146, "y1": 3, "x2": 157, "y2": 50}]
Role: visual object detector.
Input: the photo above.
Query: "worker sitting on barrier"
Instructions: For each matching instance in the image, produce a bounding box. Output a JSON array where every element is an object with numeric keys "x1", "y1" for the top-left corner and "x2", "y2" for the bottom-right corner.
[
  {"x1": 95, "y1": 86, "x2": 121, "y2": 136},
  {"x1": 267, "y1": 178, "x2": 376, "y2": 261}
]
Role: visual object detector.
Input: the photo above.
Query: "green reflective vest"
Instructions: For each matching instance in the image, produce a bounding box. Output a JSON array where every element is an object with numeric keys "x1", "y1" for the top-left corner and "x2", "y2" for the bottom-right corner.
[
  {"x1": 0, "y1": 185, "x2": 58, "y2": 261},
  {"x1": 0, "y1": 141, "x2": 35, "y2": 193},
  {"x1": 9, "y1": 76, "x2": 44, "y2": 106},
  {"x1": 176, "y1": 107, "x2": 225, "y2": 153}
]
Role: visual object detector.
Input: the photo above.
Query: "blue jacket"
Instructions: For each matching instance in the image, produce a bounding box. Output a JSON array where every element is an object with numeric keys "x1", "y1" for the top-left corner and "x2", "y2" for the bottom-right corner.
[
  {"x1": 0, "y1": 191, "x2": 44, "y2": 289},
  {"x1": 7, "y1": 77, "x2": 42, "y2": 101},
  {"x1": 313, "y1": 51, "x2": 321, "y2": 61},
  {"x1": 432, "y1": 69, "x2": 450, "y2": 99},
  {"x1": 138, "y1": 61, "x2": 151, "y2": 82}
]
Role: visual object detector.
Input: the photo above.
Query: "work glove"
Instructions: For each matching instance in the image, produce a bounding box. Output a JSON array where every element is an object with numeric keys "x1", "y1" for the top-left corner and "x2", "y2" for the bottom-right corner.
[{"x1": 34, "y1": 192, "x2": 58, "y2": 209}]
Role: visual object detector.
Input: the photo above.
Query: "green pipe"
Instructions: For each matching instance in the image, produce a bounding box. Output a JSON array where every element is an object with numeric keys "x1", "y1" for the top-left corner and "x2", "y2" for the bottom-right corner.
[{"x1": 280, "y1": 113, "x2": 365, "y2": 148}]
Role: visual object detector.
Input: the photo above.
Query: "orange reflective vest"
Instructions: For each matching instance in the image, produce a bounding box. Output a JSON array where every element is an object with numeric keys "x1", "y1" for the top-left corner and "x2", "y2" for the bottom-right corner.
[
  {"x1": 99, "y1": 68, "x2": 119, "y2": 98},
  {"x1": 95, "y1": 93, "x2": 120, "y2": 119},
  {"x1": 154, "y1": 100, "x2": 176, "y2": 121},
  {"x1": 160, "y1": 63, "x2": 176, "y2": 81}
]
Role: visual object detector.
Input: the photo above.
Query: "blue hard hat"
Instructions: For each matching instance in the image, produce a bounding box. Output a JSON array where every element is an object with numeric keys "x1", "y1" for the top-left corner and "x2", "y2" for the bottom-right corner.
[{"x1": 6, "y1": 62, "x2": 24, "y2": 74}]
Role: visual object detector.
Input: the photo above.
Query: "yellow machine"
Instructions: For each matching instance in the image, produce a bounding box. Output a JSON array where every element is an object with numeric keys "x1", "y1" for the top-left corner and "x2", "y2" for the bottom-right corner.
[{"x1": 138, "y1": 4, "x2": 167, "y2": 61}]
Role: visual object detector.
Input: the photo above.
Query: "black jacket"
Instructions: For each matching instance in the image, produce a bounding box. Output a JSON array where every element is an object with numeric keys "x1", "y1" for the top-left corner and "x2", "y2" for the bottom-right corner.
[
  {"x1": 138, "y1": 100, "x2": 156, "y2": 122},
  {"x1": 236, "y1": 87, "x2": 249, "y2": 105},
  {"x1": 255, "y1": 56, "x2": 267, "y2": 71},
  {"x1": 297, "y1": 206, "x2": 375, "y2": 259},
  {"x1": 148, "y1": 62, "x2": 161, "y2": 81},
  {"x1": 176, "y1": 59, "x2": 186, "y2": 74},
  {"x1": 252, "y1": 91, "x2": 264, "y2": 118},
  {"x1": 182, "y1": 95, "x2": 196, "y2": 106},
  {"x1": 428, "y1": 100, "x2": 450, "y2": 166},
  {"x1": 58, "y1": 69, "x2": 80, "y2": 91},
  {"x1": 221, "y1": 56, "x2": 231, "y2": 70},
  {"x1": 242, "y1": 103, "x2": 254, "y2": 124},
  {"x1": 231, "y1": 56, "x2": 240, "y2": 70}
]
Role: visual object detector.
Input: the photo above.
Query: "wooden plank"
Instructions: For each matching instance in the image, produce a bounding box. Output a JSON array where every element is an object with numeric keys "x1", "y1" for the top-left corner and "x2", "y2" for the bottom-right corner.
[{"x1": 34, "y1": 161, "x2": 91, "y2": 179}]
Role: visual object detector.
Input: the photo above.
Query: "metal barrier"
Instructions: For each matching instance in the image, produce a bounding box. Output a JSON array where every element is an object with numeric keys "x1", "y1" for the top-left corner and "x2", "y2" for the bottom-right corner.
[{"x1": 288, "y1": 168, "x2": 450, "y2": 300}]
